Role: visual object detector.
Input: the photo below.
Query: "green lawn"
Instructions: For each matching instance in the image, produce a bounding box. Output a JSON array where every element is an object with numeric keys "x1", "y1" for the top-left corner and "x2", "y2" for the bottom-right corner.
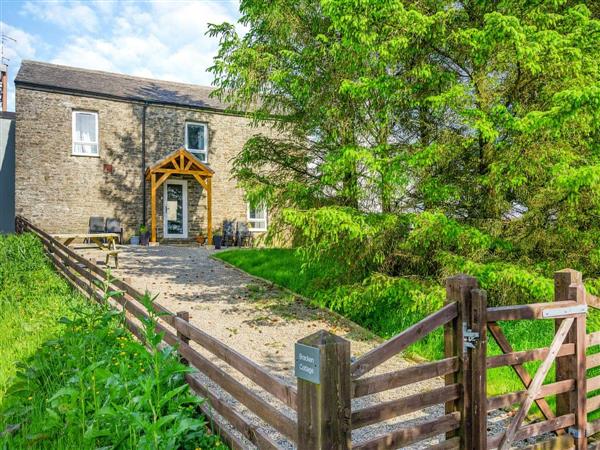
[
  {"x1": 216, "y1": 248, "x2": 321, "y2": 296},
  {"x1": 0, "y1": 233, "x2": 82, "y2": 403},
  {"x1": 0, "y1": 233, "x2": 226, "y2": 449},
  {"x1": 215, "y1": 248, "x2": 600, "y2": 416}
]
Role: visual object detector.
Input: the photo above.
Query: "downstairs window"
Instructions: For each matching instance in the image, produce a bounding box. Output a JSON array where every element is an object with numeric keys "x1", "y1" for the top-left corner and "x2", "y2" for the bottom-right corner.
[{"x1": 247, "y1": 202, "x2": 268, "y2": 231}]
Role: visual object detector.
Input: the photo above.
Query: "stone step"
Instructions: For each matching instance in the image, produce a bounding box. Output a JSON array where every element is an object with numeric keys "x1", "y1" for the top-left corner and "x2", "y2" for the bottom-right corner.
[{"x1": 160, "y1": 238, "x2": 201, "y2": 245}]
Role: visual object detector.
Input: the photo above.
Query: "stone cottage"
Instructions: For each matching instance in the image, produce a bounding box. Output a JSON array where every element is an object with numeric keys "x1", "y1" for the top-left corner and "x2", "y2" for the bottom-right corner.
[{"x1": 14, "y1": 60, "x2": 272, "y2": 242}]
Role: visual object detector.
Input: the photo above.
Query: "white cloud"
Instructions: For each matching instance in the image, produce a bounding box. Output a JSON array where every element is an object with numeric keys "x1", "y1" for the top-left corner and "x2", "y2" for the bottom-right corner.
[
  {"x1": 50, "y1": 0, "x2": 240, "y2": 86},
  {"x1": 51, "y1": 36, "x2": 117, "y2": 72},
  {"x1": 91, "y1": 0, "x2": 115, "y2": 17},
  {"x1": 0, "y1": 22, "x2": 37, "y2": 59},
  {"x1": 23, "y1": 1, "x2": 99, "y2": 33},
  {"x1": 0, "y1": 21, "x2": 38, "y2": 110}
]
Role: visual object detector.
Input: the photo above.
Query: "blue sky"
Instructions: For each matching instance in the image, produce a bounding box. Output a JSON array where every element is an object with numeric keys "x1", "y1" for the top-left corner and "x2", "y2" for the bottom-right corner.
[{"x1": 0, "y1": 0, "x2": 243, "y2": 111}]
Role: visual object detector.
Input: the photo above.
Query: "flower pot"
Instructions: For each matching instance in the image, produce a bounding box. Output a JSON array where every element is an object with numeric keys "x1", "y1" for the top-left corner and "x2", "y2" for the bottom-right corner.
[
  {"x1": 130, "y1": 236, "x2": 140, "y2": 245},
  {"x1": 195, "y1": 235, "x2": 205, "y2": 245},
  {"x1": 213, "y1": 236, "x2": 222, "y2": 249}
]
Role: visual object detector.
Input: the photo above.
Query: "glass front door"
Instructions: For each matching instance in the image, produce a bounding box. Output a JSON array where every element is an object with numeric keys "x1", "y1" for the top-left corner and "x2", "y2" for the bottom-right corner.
[{"x1": 163, "y1": 180, "x2": 188, "y2": 238}]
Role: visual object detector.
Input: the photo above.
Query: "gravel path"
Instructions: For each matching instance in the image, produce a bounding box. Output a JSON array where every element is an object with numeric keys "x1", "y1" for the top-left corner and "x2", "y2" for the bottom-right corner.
[{"x1": 78, "y1": 244, "x2": 521, "y2": 449}]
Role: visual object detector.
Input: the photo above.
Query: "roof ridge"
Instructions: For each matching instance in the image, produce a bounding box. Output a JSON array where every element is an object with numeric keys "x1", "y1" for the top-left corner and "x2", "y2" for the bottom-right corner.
[{"x1": 19, "y1": 59, "x2": 217, "y2": 92}]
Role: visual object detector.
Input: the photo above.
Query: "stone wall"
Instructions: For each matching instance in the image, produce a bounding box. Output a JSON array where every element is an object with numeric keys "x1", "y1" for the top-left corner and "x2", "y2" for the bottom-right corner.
[{"x1": 15, "y1": 87, "x2": 277, "y2": 240}]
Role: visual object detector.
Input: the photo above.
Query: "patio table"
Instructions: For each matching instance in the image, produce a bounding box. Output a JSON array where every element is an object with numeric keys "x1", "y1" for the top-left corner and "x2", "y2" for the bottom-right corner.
[{"x1": 51, "y1": 233, "x2": 119, "y2": 251}]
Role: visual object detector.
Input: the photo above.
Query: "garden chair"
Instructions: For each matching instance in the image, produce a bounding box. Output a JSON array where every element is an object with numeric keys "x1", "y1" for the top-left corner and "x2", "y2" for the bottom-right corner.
[
  {"x1": 222, "y1": 220, "x2": 236, "y2": 247},
  {"x1": 236, "y1": 222, "x2": 253, "y2": 247},
  {"x1": 85, "y1": 216, "x2": 105, "y2": 244},
  {"x1": 89, "y1": 216, "x2": 105, "y2": 233},
  {"x1": 105, "y1": 218, "x2": 123, "y2": 244}
]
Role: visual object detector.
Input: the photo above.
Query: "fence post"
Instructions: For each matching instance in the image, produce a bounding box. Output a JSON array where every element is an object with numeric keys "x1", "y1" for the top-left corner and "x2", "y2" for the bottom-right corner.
[
  {"x1": 296, "y1": 330, "x2": 351, "y2": 450},
  {"x1": 469, "y1": 288, "x2": 488, "y2": 449},
  {"x1": 555, "y1": 269, "x2": 587, "y2": 448},
  {"x1": 445, "y1": 274, "x2": 479, "y2": 449},
  {"x1": 176, "y1": 311, "x2": 190, "y2": 366},
  {"x1": 554, "y1": 269, "x2": 580, "y2": 419}
]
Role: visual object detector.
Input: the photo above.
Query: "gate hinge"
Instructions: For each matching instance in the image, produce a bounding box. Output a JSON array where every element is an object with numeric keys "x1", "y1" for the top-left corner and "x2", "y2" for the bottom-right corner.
[
  {"x1": 542, "y1": 304, "x2": 587, "y2": 318},
  {"x1": 463, "y1": 323, "x2": 480, "y2": 350}
]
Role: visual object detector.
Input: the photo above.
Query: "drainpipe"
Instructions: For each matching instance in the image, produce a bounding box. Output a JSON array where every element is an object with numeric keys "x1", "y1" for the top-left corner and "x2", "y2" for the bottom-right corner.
[{"x1": 141, "y1": 102, "x2": 147, "y2": 225}]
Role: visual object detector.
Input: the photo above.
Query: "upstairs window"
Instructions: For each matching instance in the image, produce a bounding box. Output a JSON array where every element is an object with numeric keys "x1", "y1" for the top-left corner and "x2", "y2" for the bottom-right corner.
[
  {"x1": 72, "y1": 111, "x2": 99, "y2": 156},
  {"x1": 247, "y1": 202, "x2": 268, "y2": 231},
  {"x1": 185, "y1": 122, "x2": 208, "y2": 162}
]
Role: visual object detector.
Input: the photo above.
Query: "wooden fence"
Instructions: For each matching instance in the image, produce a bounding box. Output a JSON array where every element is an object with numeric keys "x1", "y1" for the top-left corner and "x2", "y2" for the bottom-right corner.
[{"x1": 15, "y1": 215, "x2": 600, "y2": 449}]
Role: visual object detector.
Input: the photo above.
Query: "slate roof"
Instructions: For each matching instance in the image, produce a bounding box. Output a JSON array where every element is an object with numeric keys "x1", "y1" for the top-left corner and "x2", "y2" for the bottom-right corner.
[{"x1": 15, "y1": 60, "x2": 231, "y2": 111}]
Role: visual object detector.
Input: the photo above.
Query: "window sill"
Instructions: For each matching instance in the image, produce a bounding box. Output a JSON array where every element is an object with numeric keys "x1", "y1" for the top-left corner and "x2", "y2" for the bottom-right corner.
[
  {"x1": 71, "y1": 153, "x2": 100, "y2": 158},
  {"x1": 186, "y1": 149, "x2": 208, "y2": 161},
  {"x1": 249, "y1": 228, "x2": 267, "y2": 233}
]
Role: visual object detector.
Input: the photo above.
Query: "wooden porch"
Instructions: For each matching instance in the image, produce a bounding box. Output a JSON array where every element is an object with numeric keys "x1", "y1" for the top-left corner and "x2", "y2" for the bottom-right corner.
[{"x1": 145, "y1": 147, "x2": 214, "y2": 244}]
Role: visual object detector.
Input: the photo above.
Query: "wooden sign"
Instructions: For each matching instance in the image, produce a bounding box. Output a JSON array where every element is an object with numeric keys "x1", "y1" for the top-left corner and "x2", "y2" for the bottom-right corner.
[{"x1": 295, "y1": 342, "x2": 320, "y2": 384}]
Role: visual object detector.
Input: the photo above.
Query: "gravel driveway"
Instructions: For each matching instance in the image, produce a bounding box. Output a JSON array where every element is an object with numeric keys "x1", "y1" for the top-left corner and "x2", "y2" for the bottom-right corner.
[{"x1": 77, "y1": 244, "x2": 519, "y2": 449}]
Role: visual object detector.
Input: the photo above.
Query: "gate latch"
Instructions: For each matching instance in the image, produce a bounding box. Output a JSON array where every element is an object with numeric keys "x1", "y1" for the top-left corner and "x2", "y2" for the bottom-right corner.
[
  {"x1": 568, "y1": 426, "x2": 585, "y2": 438},
  {"x1": 463, "y1": 323, "x2": 480, "y2": 350}
]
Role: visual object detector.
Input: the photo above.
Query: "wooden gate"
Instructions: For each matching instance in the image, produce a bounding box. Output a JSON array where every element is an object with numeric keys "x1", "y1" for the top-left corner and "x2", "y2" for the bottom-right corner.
[
  {"x1": 484, "y1": 270, "x2": 588, "y2": 450},
  {"x1": 348, "y1": 295, "x2": 463, "y2": 449}
]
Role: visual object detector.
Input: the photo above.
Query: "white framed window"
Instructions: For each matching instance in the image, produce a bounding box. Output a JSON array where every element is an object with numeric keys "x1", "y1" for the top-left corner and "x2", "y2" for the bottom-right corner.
[
  {"x1": 247, "y1": 202, "x2": 268, "y2": 231},
  {"x1": 185, "y1": 122, "x2": 208, "y2": 162},
  {"x1": 72, "y1": 111, "x2": 99, "y2": 156}
]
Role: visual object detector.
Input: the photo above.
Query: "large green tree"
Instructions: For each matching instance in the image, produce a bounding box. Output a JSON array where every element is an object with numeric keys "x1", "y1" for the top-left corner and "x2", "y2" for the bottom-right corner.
[
  {"x1": 209, "y1": 0, "x2": 417, "y2": 212},
  {"x1": 210, "y1": 0, "x2": 600, "y2": 275}
]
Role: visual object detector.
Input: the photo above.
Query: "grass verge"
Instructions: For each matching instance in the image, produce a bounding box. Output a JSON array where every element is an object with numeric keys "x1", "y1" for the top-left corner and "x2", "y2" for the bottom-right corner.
[
  {"x1": 0, "y1": 233, "x2": 226, "y2": 449},
  {"x1": 0, "y1": 233, "x2": 82, "y2": 403}
]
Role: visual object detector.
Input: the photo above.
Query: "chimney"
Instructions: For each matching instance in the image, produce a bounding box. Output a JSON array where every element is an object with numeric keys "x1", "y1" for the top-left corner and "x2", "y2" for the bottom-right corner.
[{"x1": 0, "y1": 64, "x2": 7, "y2": 112}]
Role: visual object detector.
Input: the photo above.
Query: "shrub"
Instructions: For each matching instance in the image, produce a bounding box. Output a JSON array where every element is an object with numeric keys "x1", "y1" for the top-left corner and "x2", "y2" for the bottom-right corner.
[
  {"x1": 282, "y1": 208, "x2": 506, "y2": 284},
  {"x1": 316, "y1": 273, "x2": 445, "y2": 338},
  {"x1": 282, "y1": 206, "x2": 406, "y2": 283},
  {"x1": 391, "y1": 212, "x2": 510, "y2": 277},
  {"x1": 437, "y1": 252, "x2": 554, "y2": 306}
]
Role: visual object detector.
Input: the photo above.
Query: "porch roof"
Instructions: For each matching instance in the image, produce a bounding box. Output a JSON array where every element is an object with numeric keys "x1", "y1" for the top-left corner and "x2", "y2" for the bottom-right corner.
[{"x1": 145, "y1": 147, "x2": 214, "y2": 179}]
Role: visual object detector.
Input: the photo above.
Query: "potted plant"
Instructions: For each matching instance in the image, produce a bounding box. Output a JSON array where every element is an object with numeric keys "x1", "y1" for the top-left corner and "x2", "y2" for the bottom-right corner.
[
  {"x1": 195, "y1": 234, "x2": 205, "y2": 245},
  {"x1": 213, "y1": 229, "x2": 222, "y2": 249},
  {"x1": 139, "y1": 225, "x2": 150, "y2": 246}
]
